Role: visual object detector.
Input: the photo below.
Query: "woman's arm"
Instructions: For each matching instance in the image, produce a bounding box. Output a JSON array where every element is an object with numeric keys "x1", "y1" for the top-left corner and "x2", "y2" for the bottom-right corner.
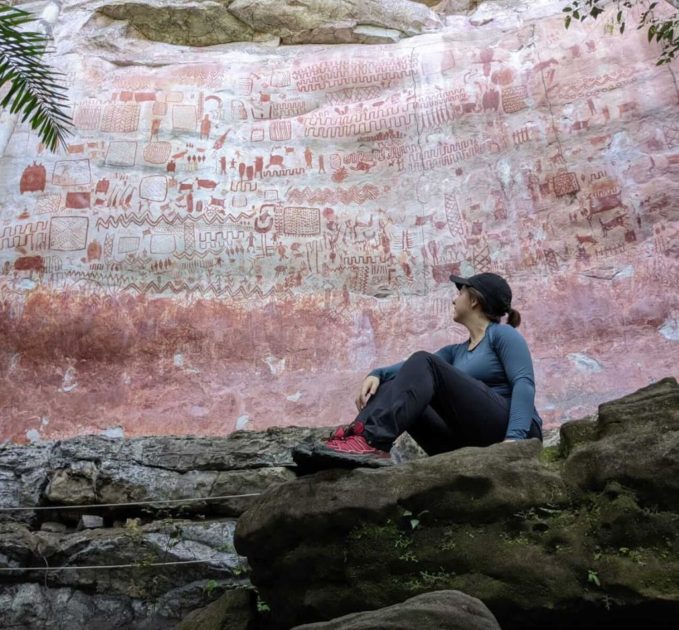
[
  {"x1": 367, "y1": 344, "x2": 456, "y2": 382},
  {"x1": 492, "y1": 325, "x2": 538, "y2": 440},
  {"x1": 367, "y1": 360, "x2": 404, "y2": 383}
]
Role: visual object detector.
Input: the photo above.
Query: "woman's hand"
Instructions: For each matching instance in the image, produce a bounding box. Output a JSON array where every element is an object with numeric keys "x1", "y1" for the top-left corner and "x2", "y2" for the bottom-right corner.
[{"x1": 356, "y1": 375, "x2": 380, "y2": 411}]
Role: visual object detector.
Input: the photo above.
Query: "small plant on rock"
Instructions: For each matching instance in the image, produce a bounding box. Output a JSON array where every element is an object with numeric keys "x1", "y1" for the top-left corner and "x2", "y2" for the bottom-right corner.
[
  {"x1": 256, "y1": 593, "x2": 271, "y2": 613},
  {"x1": 587, "y1": 568, "x2": 601, "y2": 587}
]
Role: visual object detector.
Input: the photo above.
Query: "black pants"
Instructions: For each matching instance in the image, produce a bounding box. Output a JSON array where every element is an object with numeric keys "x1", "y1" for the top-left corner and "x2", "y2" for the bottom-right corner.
[{"x1": 355, "y1": 351, "x2": 542, "y2": 454}]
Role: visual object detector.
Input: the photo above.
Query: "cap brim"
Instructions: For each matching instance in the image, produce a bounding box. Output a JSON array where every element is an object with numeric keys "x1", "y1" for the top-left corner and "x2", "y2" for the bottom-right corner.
[{"x1": 449, "y1": 274, "x2": 471, "y2": 289}]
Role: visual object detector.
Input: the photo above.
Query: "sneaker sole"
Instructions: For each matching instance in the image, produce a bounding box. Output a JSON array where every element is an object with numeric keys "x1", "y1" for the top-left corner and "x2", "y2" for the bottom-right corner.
[{"x1": 292, "y1": 442, "x2": 393, "y2": 474}]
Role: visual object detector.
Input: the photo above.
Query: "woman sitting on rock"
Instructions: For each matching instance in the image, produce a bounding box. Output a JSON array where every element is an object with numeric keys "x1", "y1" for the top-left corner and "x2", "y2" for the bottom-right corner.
[{"x1": 296, "y1": 272, "x2": 544, "y2": 469}]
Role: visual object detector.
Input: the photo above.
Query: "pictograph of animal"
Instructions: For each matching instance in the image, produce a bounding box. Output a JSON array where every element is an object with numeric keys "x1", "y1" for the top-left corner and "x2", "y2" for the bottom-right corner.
[{"x1": 599, "y1": 213, "x2": 627, "y2": 237}]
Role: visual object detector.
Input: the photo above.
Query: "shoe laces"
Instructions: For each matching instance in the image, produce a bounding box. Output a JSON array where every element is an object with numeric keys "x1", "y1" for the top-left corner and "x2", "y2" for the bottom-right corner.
[{"x1": 328, "y1": 420, "x2": 365, "y2": 441}]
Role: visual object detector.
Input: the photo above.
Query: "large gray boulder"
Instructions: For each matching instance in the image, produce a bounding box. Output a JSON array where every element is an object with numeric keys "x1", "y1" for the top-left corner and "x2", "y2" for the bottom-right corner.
[
  {"x1": 98, "y1": 1, "x2": 258, "y2": 47},
  {"x1": 0, "y1": 442, "x2": 53, "y2": 523},
  {"x1": 176, "y1": 587, "x2": 255, "y2": 630},
  {"x1": 229, "y1": 0, "x2": 443, "y2": 44},
  {"x1": 0, "y1": 517, "x2": 249, "y2": 629},
  {"x1": 291, "y1": 589, "x2": 500, "y2": 629},
  {"x1": 562, "y1": 376, "x2": 679, "y2": 509},
  {"x1": 0, "y1": 426, "x2": 327, "y2": 628},
  {"x1": 0, "y1": 581, "x2": 254, "y2": 630},
  {"x1": 95, "y1": 0, "x2": 444, "y2": 46},
  {"x1": 0, "y1": 583, "x2": 137, "y2": 630},
  {"x1": 0, "y1": 426, "x2": 329, "y2": 523},
  {"x1": 235, "y1": 378, "x2": 679, "y2": 629}
]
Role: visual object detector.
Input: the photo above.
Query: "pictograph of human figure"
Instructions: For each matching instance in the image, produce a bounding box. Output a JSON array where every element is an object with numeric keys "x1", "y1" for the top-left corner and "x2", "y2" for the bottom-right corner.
[
  {"x1": 247, "y1": 232, "x2": 256, "y2": 253},
  {"x1": 150, "y1": 118, "x2": 161, "y2": 142},
  {"x1": 200, "y1": 114, "x2": 211, "y2": 140},
  {"x1": 304, "y1": 146, "x2": 313, "y2": 169},
  {"x1": 378, "y1": 218, "x2": 392, "y2": 258}
]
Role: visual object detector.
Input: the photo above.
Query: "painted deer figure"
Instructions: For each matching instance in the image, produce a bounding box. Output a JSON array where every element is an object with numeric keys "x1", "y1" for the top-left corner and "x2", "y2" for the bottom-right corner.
[
  {"x1": 599, "y1": 213, "x2": 626, "y2": 237},
  {"x1": 266, "y1": 148, "x2": 285, "y2": 169}
]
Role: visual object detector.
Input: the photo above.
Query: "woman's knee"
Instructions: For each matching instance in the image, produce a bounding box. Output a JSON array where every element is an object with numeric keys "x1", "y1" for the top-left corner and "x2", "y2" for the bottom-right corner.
[{"x1": 407, "y1": 350, "x2": 432, "y2": 362}]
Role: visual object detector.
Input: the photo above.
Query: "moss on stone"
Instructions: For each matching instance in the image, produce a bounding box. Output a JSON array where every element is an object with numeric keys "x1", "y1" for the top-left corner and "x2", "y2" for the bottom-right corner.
[
  {"x1": 559, "y1": 416, "x2": 599, "y2": 456},
  {"x1": 538, "y1": 444, "x2": 563, "y2": 466}
]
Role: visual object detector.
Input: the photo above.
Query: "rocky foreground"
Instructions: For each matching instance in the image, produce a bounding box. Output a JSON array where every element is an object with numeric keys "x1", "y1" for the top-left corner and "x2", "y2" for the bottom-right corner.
[
  {"x1": 1, "y1": 377, "x2": 678, "y2": 629},
  {"x1": 236, "y1": 376, "x2": 679, "y2": 629},
  {"x1": 0, "y1": 426, "x2": 328, "y2": 628}
]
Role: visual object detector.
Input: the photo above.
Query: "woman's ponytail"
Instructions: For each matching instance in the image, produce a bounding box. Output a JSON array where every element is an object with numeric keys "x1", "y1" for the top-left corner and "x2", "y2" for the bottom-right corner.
[{"x1": 506, "y1": 308, "x2": 521, "y2": 328}]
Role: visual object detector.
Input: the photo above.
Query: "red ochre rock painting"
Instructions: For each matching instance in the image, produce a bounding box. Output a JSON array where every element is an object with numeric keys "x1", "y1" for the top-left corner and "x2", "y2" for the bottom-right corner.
[{"x1": 0, "y1": 2, "x2": 678, "y2": 442}]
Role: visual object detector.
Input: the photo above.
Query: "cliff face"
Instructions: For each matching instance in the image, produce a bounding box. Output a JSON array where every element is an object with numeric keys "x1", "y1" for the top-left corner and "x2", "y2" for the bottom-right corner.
[{"x1": 1, "y1": 0, "x2": 678, "y2": 441}]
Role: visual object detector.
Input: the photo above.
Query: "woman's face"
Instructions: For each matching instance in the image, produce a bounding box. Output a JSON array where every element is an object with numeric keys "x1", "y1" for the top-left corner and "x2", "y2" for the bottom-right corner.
[{"x1": 452, "y1": 286, "x2": 474, "y2": 322}]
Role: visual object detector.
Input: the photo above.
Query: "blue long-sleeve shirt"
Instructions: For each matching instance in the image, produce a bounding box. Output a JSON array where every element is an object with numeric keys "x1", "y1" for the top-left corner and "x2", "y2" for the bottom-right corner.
[{"x1": 367, "y1": 322, "x2": 543, "y2": 440}]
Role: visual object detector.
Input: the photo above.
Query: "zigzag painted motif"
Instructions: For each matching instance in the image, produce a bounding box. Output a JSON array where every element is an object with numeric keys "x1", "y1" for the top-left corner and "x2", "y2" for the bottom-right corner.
[
  {"x1": 121, "y1": 281, "x2": 277, "y2": 297},
  {"x1": 96, "y1": 213, "x2": 239, "y2": 230},
  {"x1": 286, "y1": 184, "x2": 381, "y2": 206}
]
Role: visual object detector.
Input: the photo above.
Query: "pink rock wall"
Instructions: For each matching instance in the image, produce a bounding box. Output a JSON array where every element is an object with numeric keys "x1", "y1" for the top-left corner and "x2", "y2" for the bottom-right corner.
[{"x1": 0, "y1": 2, "x2": 678, "y2": 442}]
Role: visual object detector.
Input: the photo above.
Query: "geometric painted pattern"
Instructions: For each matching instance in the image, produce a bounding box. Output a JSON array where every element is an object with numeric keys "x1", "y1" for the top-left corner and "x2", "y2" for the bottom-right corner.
[{"x1": 49, "y1": 216, "x2": 89, "y2": 251}]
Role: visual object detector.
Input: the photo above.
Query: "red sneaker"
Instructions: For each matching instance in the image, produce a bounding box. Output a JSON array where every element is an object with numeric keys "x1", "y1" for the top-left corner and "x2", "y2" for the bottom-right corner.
[
  {"x1": 320, "y1": 433, "x2": 391, "y2": 460},
  {"x1": 292, "y1": 421, "x2": 392, "y2": 473},
  {"x1": 327, "y1": 419, "x2": 363, "y2": 441}
]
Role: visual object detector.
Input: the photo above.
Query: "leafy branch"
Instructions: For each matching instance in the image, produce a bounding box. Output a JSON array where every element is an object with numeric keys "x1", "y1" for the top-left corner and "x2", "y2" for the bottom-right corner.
[
  {"x1": 0, "y1": 4, "x2": 73, "y2": 152},
  {"x1": 563, "y1": 0, "x2": 679, "y2": 65}
]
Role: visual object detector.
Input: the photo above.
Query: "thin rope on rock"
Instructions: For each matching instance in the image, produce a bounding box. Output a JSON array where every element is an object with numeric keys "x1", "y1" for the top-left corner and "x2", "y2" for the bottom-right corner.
[
  {"x1": 0, "y1": 492, "x2": 263, "y2": 512},
  {"x1": 0, "y1": 559, "x2": 238, "y2": 573}
]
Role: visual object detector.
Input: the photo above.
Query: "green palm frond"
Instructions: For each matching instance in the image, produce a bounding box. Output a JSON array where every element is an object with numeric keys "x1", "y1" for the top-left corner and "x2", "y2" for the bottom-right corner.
[{"x1": 0, "y1": 4, "x2": 73, "y2": 152}]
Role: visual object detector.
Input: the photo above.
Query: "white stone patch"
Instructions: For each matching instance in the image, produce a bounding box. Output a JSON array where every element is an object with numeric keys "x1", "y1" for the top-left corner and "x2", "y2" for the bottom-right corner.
[
  {"x1": 533, "y1": 225, "x2": 547, "y2": 241},
  {"x1": 101, "y1": 426, "x2": 124, "y2": 438},
  {"x1": 352, "y1": 24, "x2": 401, "y2": 44},
  {"x1": 614, "y1": 265, "x2": 635, "y2": 279},
  {"x1": 62, "y1": 366, "x2": 78, "y2": 392},
  {"x1": 286, "y1": 391, "x2": 302, "y2": 402},
  {"x1": 460, "y1": 260, "x2": 475, "y2": 276},
  {"x1": 658, "y1": 318, "x2": 679, "y2": 341},
  {"x1": 40, "y1": 2, "x2": 61, "y2": 26},
  {"x1": 26, "y1": 429, "x2": 41, "y2": 443},
  {"x1": 235, "y1": 415, "x2": 250, "y2": 430},
  {"x1": 8, "y1": 353, "x2": 20, "y2": 374},
  {"x1": 495, "y1": 158, "x2": 513, "y2": 188},
  {"x1": 263, "y1": 355, "x2": 286, "y2": 375},
  {"x1": 17, "y1": 279, "x2": 37, "y2": 290},
  {"x1": 567, "y1": 353, "x2": 603, "y2": 374},
  {"x1": 173, "y1": 353, "x2": 200, "y2": 372}
]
